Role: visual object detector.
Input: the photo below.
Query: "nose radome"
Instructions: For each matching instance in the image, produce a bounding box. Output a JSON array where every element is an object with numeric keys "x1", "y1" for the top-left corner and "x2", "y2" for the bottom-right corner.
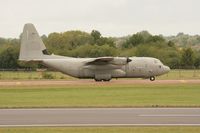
[{"x1": 164, "y1": 66, "x2": 170, "y2": 73}]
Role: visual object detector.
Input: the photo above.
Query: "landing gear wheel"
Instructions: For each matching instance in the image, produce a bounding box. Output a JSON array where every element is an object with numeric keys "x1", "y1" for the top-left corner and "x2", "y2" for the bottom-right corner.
[
  {"x1": 103, "y1": 79, "x2": 111, "y2": 82},
  {"x1": 94, "y1": 79, "x2": 111, "y2": 82},
  {"x1": 150, "y1": 76, "x2": 155, "y2": 81},
  {"x1": 95, "y1": 79, "x2": 102, "y2": 82}
]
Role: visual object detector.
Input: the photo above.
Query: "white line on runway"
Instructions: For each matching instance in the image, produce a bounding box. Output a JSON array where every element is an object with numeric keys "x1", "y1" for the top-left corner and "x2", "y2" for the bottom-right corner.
[
  {"x1": 1, "y1": 124, "x2": 200, "y2": 127},
  {"x1": 139, "y1": 115, "x2": 200, "y2": 117}
]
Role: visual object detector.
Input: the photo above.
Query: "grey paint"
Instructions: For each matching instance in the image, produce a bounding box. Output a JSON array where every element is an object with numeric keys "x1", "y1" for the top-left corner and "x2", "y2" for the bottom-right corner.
[
  {"x1": 19, "y1": 24, "x2": 170, "y2": 81},
  {"x1": 0, "y1": 108, "x2": 200, "y2": 127}
]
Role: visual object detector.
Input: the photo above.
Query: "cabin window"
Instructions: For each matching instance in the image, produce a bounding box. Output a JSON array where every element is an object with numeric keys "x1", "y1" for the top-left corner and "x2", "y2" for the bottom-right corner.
[{"x1": 159, "y1": 65, "x2": 162, "y2": 68}]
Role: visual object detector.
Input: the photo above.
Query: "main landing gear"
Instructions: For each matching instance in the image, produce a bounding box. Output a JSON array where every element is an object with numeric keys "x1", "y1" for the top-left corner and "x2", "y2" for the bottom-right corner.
[
  {"x1": 150, "y1": 76, "x2": 155, "y2": 81},
  {"x1": 95, "y1": 79, "x2": 111, "y2": 82}
]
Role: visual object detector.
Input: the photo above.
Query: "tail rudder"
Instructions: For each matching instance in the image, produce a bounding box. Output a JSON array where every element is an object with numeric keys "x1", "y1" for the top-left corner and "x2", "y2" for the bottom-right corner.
[{"x1": 19, "y1": 23, "x2": 48, "y2": 61}]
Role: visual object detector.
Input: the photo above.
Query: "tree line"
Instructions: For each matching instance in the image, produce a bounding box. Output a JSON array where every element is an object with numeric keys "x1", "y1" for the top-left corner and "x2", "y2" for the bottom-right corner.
[{"x1": 0, "y1": 30, "x2": 200, "y2": 69}]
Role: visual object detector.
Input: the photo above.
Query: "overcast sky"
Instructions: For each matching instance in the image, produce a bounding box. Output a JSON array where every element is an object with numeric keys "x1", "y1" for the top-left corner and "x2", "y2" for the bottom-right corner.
[{"x1": 0, "y1": 0, "x2": 200, "y2": 38}]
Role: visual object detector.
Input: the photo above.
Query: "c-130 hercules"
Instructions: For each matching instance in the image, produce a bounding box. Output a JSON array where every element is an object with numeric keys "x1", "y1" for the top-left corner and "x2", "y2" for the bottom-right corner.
[{"x1": 19, "y1": 24, "x2": 170, "y2": 82}]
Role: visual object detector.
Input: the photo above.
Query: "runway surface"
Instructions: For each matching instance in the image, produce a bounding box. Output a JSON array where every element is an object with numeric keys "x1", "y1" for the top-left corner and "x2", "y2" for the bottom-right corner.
[
  {"x1": 0, "y1": 108, "x2": 200, "y2": 127},
  {"x1": 0, "y1": 79, "x2": 200, "y2": 86}
]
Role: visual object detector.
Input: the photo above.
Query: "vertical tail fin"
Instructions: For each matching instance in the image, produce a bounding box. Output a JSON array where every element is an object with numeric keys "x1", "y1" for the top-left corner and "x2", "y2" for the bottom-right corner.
[{"x1": 19, "y1": 23, "x2": 48, "y2": 61}]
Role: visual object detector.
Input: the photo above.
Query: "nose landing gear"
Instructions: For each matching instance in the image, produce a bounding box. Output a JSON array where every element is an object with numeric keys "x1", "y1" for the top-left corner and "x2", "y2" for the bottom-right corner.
[{"x1": 150, "y1": 76, "x2": 155, "y2": 81}]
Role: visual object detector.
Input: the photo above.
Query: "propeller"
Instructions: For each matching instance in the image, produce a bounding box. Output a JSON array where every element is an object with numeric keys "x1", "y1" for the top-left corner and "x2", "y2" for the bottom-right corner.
[{"x1": 126, "y1": 57, "x2": 132, "y2": 63}]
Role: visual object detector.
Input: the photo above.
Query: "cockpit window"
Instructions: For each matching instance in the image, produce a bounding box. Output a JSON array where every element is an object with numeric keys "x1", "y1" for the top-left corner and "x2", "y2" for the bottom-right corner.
[
  {"x1": 154, "y1": 60, "x2": 158, "y2": 64},
  {"x1": 154, "y1": 59, "x2": 163, "y2": 65}
]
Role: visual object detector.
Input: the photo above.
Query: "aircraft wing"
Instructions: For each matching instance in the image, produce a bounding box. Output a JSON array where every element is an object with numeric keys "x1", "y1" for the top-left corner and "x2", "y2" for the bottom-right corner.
[
  {"x1": 85, "y1": 57, "x2": 132, "y2": 65},
  {"x1": 85, "y1": 57, "x2": 114, "y2": 65}
]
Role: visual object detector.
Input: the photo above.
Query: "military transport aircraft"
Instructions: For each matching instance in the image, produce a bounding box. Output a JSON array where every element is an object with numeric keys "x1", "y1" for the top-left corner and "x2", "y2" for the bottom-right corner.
[{"x1": 19, "y1": 23, "x2": 170, "y2": 81}]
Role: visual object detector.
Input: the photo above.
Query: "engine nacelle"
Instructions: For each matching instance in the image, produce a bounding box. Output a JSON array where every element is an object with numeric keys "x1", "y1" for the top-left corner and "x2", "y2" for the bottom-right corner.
[{"x1": 111, "y1": 57, "x2": 132, "y2": 65}]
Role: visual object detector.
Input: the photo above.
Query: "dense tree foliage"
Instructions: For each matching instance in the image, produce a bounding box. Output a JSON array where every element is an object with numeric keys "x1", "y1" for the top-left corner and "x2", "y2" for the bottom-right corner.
[
  {"x1": 181, "y1": 48, "x2": 194, "y2": 68},
  {"x1": 194, "y1": 54, "x2": 200, "y2": 68},
  {"x1": 0, "y1": 46, "x2": 19, "y2": 69},
  {"x1": 166, "y1": 33, "x2": 200, "y2": 50},
  {"x1": 0, "y1": 30, "x2": 199, "y2": 69}
]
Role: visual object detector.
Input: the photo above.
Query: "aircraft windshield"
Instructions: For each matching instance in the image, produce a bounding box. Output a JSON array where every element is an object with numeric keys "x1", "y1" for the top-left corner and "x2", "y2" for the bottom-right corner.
[{"x1": 154, "y1": 59, "x2": 163, "y2": 65}]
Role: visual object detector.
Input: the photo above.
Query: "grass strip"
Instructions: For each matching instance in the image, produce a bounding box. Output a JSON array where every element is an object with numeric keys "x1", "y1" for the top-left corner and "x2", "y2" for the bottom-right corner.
[{"x1": 0, "y1": 84, "x2": 199, "y2": 108}]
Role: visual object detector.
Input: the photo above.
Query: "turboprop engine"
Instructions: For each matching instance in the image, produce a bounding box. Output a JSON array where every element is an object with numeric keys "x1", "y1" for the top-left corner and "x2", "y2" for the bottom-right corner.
[{"x1": 111, "y1": 57, "x2": 132, "y2": 65}]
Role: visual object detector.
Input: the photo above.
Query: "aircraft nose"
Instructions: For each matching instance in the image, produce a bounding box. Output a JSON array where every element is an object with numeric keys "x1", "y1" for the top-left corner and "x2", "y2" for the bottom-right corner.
[{"x1": 164, "y1": 66, "x2": 170, "y2": 73}]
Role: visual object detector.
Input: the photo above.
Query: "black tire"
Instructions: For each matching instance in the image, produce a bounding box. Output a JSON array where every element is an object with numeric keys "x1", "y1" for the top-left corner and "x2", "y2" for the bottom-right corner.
[
  {"x1": 95, "y1": 79, "x2": 102, "y2": 82},
  {"x1": 150, "y1": 76, "x2": 155, "y2": 81},
  {"x1": 103, "y1": 79, "x2": 111, "y2": 82}
]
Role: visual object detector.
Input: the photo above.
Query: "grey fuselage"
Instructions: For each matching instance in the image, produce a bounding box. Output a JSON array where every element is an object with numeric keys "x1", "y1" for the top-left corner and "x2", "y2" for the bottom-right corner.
[{"x1": 41, "y1": 55, "x2": 170, "y2": 80}]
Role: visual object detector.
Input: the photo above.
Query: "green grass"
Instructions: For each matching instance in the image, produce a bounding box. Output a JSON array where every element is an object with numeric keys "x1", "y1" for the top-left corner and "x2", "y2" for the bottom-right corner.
[
  {"x1": 158, "y1": 69, "x2": 200, "y2": 80},
  {"x1": 0, "y1": 71, "x2": 75, "y2": 80},
  {"x1": 1, "y1": 127, "x2": 200, "y2": 133},
  {"x1": 0, "y1": 69, "x2": 200, "y2": 80},
  {"x1": 0, "y1": 84, "x2": 200, "y2": 108}
]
